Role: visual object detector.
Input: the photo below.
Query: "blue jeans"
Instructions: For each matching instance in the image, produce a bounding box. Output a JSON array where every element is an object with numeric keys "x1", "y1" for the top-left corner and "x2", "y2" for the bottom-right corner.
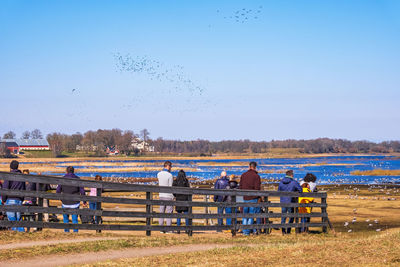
[
  {"x1": 89, "y1": 202, "x2": 98, "y2": 222},
  {"x1": 281, "y1": 207, "x2": 295, "y2": 234},
  {"x1": 301, "y1": 216, "x2": 310, "y2": 232},
  {"x1": 176, "y1": 210, "x2": 189, "y2": 227},
  {"x1": 242, "y1": 198, "x2": 258, "y2": 235},
  {"x1": 5, "y1": 199, "x2": 25, "y2": 232},
  {"x1": 217, "y1": 206, "x2": 226, "y2": 226},
  {"x1": 62, "y1": 207, "x2": 79, "y2": 232},
  {"x1": 225, "y1": 207, "x2": 235, "y2": 226}
]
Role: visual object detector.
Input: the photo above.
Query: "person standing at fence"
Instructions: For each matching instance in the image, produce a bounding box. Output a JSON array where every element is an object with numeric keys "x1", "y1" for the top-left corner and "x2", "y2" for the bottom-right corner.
[
  {"x1": 157, "y1": 161, "x2": 174, "y2": 232},
  {"x1": 172, "y1": 170, "x2": 190, "y2": 234},
  {"x1": 56, "y1": 166, "x2": 86, "y2": 233},
  {"x1": 214, "y1": 171, "x2": 229, "y2": 227},
  {"x1": 2, "y1": 160, "x2": 26, "y2": 232},
  {"x1": 278, "y1": 170, "x2": 302, "y2": 235},
  {"x1": 298, "y1": 183, "x2": 314, "y2": 233},
  {"x1": 89, "y1": 175, "x2": 102, "y2": 224},
  {"x1": 300, "y1": 173, "x2": 318, "y2": 192},
  {"x1": 224, "y1": 175, "x2": 239, "y2": 228},
  {"x1": 239, "y1": 162, "x2": 261, "y2": 236}
]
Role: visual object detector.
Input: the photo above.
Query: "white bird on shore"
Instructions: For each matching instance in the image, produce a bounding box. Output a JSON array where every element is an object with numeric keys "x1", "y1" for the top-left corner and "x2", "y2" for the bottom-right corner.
[
  {"x1": 348, "y1": 229, "x2": 352, "y2": 233},
  {"x1": 374, "y1": 219, "x2": 379, "y2": 224},
  {"x1": 376, "y1": 229, "x2": 381, "y2": 232},
  {"x1": 352, "y1": 218, "x2": 357, "y2": 223},
  {"x1": 368, "y1": 224, "x2": 373, "y2": 227},
  {"x1": 353, "y1": 208, "x2": 357, "y2": 213},
  {"x1": 344, "y1": 222, "x2": 349, "y2": 227},
  {"x1": 365, "y1": 219, "x2": 370, "y2": 222}
]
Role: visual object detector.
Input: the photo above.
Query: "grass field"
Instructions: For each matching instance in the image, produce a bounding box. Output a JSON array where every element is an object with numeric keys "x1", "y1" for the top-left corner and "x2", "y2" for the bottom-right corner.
[{"x1": 0, "y1": 184, "x2": 399, "y2": 266}]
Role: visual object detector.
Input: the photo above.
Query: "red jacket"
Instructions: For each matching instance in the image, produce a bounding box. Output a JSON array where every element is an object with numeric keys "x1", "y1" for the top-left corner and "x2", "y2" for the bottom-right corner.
[{"x1": 239, "y1": 169, "x2": 261, "y2": 200}]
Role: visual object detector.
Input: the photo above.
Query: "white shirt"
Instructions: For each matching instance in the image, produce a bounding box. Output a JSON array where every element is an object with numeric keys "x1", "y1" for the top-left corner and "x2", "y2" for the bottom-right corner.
[{"x1": 157, "y1": 170, "x2": 173, "y2": 198}]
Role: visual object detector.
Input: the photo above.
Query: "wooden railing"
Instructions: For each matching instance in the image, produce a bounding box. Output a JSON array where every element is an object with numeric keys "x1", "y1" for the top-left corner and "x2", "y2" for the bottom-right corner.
[{"x1": 0, "y1": 172, "x2": 329, "y2": 236}]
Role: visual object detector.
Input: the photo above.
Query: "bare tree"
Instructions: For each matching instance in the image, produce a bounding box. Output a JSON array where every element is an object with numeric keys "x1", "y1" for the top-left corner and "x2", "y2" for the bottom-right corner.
[
  {"x1": 47, "y1": 133, "x2": 64, "y2": 157},
  {"x1": 31, "y1": 129, "x2": 43, "y2": 139},
  {"x1": 140, "y1": 129, "x2": 150, "y2": 152},
  {"x1": 22, "y1": 131, "x2": 31, "y2": 139},
  {"x1": 3, "y1": 131, "x2": 16, "y2": 139}
]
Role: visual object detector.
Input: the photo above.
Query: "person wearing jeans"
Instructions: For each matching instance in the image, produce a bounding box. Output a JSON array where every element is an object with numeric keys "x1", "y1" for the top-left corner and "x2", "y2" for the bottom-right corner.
[
  {"x1": 158, "y1": 161, "x2": 174, "y2": 231},
  {"x1": 2, "y1": 160, "x2": 26, "y2": 232},
  {"x1": 214, "y1": 171, "x2": 229, "y2": 226},
  {"x1": 56, "y1": 166, "x2": 86, "y2": 233},
  {"x1": 278, "y1": 170, "x2": 302, "y2": 235},
  {"x1": 239, "y1": 162, "x2": 261, "y2": 236}
]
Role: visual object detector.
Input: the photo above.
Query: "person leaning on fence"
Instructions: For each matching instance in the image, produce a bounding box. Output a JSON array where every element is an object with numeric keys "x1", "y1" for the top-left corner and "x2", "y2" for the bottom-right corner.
[
  {"x1": 298, "y1": 183, "x2": 314, "y2": 233},
  {"x1": 172, "y1": 170, "x2": 190, "y2": 234},
  {"x1": 157, "y1": 161, "x2": 174, "y2": 232},
  {"x1": 2, "y1": 160, "x2": 26, "y2": 232},
  {"x1": 224, "y1": 175, "x2": 239, "y2": 228},
  {"x1": 89, "y1": 175, "x2": 103, "y2": 224},
  {"x1": 239, "y1": 161, "x2": 261, "y2": 236},
  {"x1": 214, "y1": 171, "x2": 230, "y2": 227},
  {"x1": 56, "y1": 166, "x2": 86, "y2": 233},
  {"x1": 300, "y1": 173, "x2": 318, "y2": 192},
  {"x1": 278, "y1": 170, "x2": 302, "y2": 235}
]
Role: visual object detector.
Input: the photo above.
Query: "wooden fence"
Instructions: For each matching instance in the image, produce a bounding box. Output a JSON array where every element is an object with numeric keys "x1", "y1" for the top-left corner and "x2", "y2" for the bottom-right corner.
[{"x1": 0, "y1": 172, "x2": 329, "y2": 236}]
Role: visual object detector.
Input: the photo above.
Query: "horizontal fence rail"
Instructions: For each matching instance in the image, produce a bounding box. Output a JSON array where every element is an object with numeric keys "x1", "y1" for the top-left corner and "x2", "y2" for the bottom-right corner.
[{"x1": 0, "y1": 171, "x2": 329, "y2": 235}]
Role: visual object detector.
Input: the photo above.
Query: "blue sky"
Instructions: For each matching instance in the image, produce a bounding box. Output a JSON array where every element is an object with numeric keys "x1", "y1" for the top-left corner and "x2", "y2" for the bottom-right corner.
[{"x1": 1, "y1": 0, "x2": 399, "y2": 141}]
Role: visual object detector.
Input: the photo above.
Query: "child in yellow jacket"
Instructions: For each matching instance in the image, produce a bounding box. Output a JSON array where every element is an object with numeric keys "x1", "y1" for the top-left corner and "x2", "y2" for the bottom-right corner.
[{"x1": 299, "y1": 183, "x2": 314, "y2": 232}]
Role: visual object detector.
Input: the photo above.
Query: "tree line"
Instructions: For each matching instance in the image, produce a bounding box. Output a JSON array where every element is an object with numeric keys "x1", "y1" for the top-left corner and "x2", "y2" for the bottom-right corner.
[{"x1": 2, "y1": 129, "x2": 400, "y2": 157}]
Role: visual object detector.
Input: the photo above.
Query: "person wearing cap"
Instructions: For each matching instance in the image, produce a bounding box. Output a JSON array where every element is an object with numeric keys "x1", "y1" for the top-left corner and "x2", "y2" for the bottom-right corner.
[
  {"x1": 214, "y1": 171, "x2": 230, "y2": 227},
  {"x1": 2, "y1": 160, "x2": 26, "y2": 232}
]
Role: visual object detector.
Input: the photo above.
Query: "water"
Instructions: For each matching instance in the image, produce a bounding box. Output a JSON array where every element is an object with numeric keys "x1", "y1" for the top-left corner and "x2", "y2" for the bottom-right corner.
[{"x1": 30, "y1": 155, "x2": 400, "y2": 185}]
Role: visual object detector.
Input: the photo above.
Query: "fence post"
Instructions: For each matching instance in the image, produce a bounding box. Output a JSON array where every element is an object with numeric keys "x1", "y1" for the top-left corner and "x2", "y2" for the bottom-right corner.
[
  {"x1": 146, "y1": 191, "x2": 152, "y2": 236},
  {"x1": 96, "y1": 187, "x2": 102, "y2": 233},
  {"x1": 204, "y1": 195, "x2": 209, "y2": 226},
  {"x1": 36, "y1": 183, "x2": 43, "y2": 231},
  {"x1": 264, "y1": 196, "x2": 269, "y2": 234},
  {"x1": 295, "y1": 197, "x2": 300, "y2": 234},
  {"x1": 321, "y1": 195, "x2": 327, "y2": 233},
  {"x1": 231, "y1": 193, "x2": 237, "y2": 237},
  {"x1": 188, "y1": 193, "x2": 193, "y2": 236}
]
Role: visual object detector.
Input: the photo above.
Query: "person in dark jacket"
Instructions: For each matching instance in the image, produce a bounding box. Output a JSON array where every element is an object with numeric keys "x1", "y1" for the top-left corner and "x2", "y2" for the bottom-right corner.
[
  {"x1": 239, "y1": 162, "x2": 261, "y2": 235},
  {"x1": 172, "y1": 170, "x2": 190, "y2": 233},
  {"x1": 26, "y1": 170, "x2": 51, "y2": 205},
  {"x1": 214, "y1": 171, "x2": 230, "y2": 226},
  {"x1": 2, "y1": 160, "x2": 25, "y2": 232},
  {"x1": 56, "y1": 166, "x2": 86, "y2": 232},
  {"x1": 224, "y1": 176, "x2": 239, "y2": 226},
  {"x1": 278, "y1": 170, "x2": 302, "y2": 235}
]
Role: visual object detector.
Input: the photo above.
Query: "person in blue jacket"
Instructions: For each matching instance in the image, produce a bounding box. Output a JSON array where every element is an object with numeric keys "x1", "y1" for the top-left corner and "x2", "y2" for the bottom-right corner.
[
  {"x1": 278, "y1": 170, "x2": 302, "y2": 235},
  {"x1": 214, "y1": 171, "x2": 229, "y2": 226}
]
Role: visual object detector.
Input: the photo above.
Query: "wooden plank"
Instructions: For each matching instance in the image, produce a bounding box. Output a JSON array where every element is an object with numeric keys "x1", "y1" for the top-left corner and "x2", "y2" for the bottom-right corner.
[
  {"x1": 0, "y1": 220, "x2": 328, "y2": 231},
  {"x1": 0, "y1": 206, "x2": 328, "y2": 219},
  {"x1": 0, "y1": 189, "x2": 327, "y2": 209},
  {"x1": 321, "y1": 196, "x2": 328, "y2": 233}
]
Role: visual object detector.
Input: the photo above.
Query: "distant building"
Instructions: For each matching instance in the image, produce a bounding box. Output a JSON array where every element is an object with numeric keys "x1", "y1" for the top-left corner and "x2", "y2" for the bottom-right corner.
[
  {"x1": 106, "y1": 146, "x2": 119, "y2": 156},
  {"x1": 131, "y1": 137, "x2": 154, "y2": 152},
  {"x1": 0, "y1": 141, "x2": 20, "y2": 154},
  {"x1": 1, "y1": 139, "x2": 50, "y2": 152}
]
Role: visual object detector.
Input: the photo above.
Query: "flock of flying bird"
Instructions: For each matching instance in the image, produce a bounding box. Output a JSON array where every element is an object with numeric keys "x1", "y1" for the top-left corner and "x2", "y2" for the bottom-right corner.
[{"x1": 218, "y1": 6, "x2": 263, "y2": 24}]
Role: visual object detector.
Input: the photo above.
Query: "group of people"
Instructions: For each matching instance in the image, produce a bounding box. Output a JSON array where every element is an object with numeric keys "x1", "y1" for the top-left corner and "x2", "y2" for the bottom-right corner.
[
  {"x1": 157, "y1": 161, "x2": 318, "y2": 235},
  {"x1": 0, "y1": 160, "x2": 102, "y2": 232},
  {"x1": 1, "y1": 159, "x2": 318, "y2": 235}
]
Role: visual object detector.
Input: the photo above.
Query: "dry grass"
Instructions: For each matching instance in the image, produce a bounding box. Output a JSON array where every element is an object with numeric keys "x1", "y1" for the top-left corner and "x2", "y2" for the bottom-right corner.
[
  {"x1": 351, "y1": 169, "x2": 400, "y2": 176},
  {"x1": 89, "y1": 229, "x2": 400, "y2": 266}
]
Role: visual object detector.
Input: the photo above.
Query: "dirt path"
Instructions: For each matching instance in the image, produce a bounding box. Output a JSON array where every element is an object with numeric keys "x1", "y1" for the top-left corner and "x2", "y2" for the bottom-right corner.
[
  {"x1": 0, "y1": 237, "x2": 122, "y2": 250},
  {"x1": 1, "y1": 243, "x2": 237, "y2": 267}
]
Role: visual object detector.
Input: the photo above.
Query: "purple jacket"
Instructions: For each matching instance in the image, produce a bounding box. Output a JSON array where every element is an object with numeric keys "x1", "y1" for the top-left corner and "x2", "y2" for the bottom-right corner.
[
  {"x1": 214, "y1": 176, "x2": 229, "y2": 202},
  {"x1": 56, "y1": 173, "x2": 86, "y2": 205},
  {"x1": 2, "y1": 169, "x2": 25, "y2": 202},
  {"x1": 278, "y1": 176, "x2": 302, "y2": 203}
]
